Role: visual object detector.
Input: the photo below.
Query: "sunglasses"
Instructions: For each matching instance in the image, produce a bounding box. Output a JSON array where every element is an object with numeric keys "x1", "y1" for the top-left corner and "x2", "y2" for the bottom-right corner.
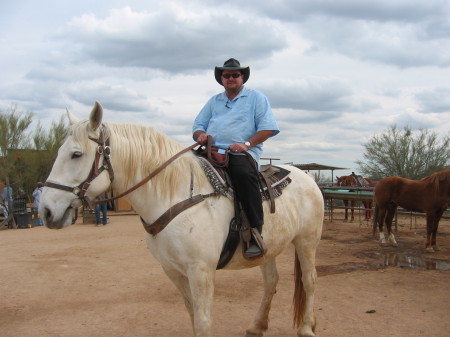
[{"x1": 222, "y1": 73, "x2": 242, "y2": 79}]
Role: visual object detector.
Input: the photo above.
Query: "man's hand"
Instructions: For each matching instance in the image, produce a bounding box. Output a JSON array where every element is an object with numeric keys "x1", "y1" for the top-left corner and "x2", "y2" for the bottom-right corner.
[
  {"x1": 195, "y1": 132, "x2": 208, "y2": 145},
  {"x1": 229, "y1": 142, "x2": 249, "y2": 153}
]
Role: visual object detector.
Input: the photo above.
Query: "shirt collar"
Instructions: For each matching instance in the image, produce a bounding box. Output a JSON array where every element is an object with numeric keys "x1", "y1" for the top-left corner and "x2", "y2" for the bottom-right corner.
[{"x1": 219, "y1": 86, "x2": 248, "y2": 101}]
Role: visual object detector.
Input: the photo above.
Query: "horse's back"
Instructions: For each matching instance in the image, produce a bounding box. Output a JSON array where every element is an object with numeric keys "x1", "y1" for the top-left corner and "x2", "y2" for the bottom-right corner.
[{"x1": 375, "y1": 176, "x2": 436, "y2": 212}]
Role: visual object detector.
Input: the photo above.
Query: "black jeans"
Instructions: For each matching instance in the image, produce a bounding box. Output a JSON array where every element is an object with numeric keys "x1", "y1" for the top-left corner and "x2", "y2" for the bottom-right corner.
[{"x1": 227, "y1": 154, "x2": 263, "y2": 228}]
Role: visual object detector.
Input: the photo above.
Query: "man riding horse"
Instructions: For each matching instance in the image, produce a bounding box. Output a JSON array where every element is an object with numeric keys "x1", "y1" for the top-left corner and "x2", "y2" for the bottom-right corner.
[{"x1": 193, "y1": 58, "x2": 279, "y2": 258}]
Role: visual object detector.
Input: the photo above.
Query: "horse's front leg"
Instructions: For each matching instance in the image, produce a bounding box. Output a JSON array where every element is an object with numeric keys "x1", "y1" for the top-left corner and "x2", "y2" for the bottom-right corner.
[
  {"x1": 162, "y1": 267, "x2": 195, "y2": 327},
  {"x1": 343, "y1": 200, "x2": 349, "y2": 221},
  {"x1": 187, "y1": 264, "x2": 216, "y2": 337},
  {"x1": 245, "y1": 259, "x2": 279, "y2": 337},
  {"x1": 364, "y1": 201, "x2": 371, "y2": 220},
  {"x1": 350, "y1": 200, "x2": 355, "y2": 222},
  {"x1": 163, "y1": 262, "x2": 215, "y2": 337}
]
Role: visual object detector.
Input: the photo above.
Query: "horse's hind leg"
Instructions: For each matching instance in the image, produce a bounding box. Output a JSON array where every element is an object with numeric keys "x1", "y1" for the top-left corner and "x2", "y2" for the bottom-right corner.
[
  {"x1": 375, "y1": 207, "x2": 388, "y2": 245},
  {"x1": 245, "y1": 259, "x2": 279, "y2": 337},
  {"x1": 384, "y1": 206, "x2": 398, "y2": 247},
  {"x1": 293, "y1": 239, "x2": 318, "y2": 337},
  {"x1": 426, "y1": 211, "x2": 443, "y2": 252}
]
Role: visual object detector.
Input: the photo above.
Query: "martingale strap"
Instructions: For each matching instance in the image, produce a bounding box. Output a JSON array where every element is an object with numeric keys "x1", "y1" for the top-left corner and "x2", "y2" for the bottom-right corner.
[{"x1": 140, "y1": 192, "x2": 219, "y2": 236}]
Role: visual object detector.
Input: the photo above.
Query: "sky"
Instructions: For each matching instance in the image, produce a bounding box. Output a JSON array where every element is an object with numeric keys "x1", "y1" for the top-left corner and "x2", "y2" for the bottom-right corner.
[{"x1": 1, "y1": 0, "x2": 449, "y2": 179}]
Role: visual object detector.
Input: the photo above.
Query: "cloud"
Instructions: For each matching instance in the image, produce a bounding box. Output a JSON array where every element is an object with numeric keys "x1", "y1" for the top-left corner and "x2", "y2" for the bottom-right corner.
[
  {"x1": 415, "y1": 87, "x2": 450, "y2": 113},
  {"x1": 59, "y1": 6, "x2": 287, "y2": 73},
  {"x1": 207, "y1": 0, "x2": 450, "y2": 68}
]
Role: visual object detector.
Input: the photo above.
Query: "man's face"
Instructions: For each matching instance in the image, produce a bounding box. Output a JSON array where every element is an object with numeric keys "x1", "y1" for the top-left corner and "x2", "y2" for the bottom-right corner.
[{"x1": 221, "y1": 70, "x2": 244, "y2": 91}]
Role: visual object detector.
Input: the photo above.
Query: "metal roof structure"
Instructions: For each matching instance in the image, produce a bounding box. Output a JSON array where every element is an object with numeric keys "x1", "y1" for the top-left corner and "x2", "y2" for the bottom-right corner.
[
  {"x1": 290, "y1": 163, "x2": 349, "y2": 182},
  {"x1": 291, "y1": 163, "x2": 348, "y2": 171}
]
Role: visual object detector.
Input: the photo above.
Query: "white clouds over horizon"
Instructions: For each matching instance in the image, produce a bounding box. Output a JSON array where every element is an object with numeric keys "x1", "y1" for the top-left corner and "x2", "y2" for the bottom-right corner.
[{"x1": 0, "y1": 0, "x2": 449, "y2": 177}]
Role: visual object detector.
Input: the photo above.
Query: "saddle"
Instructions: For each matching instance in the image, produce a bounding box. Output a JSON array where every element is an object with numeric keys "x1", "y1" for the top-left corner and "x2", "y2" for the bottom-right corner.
[
  {"x1": 196, "y1": 154, "x2": 291, "y2": 269},
  {"x1": 351, "y1": 172, "x2": 369, "y2": 187}
]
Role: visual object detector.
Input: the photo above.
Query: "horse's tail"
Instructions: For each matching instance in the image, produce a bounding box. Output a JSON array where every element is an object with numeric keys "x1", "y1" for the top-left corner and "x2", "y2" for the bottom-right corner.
[
  {"x1": 372, "y1": 204, "x2": 379, "y2": 236},
  {"x1": 293, "y1": 249, "x2": 306, "y2": 328}
]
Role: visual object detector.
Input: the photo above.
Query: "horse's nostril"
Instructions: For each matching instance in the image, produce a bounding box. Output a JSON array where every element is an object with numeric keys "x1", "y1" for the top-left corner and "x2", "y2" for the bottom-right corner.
[{"x1": 44, "y1": 207, "x2": 52, "y2": 221}]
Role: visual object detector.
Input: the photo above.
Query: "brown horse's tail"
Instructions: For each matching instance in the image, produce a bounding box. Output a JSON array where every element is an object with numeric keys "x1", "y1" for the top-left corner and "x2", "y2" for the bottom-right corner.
[
  {"x1": 372, "y1": 204, "x2": 379, "y2": 236},
  {"x1": 293, "y1": 249, "x2": 306, "y2": 328}
]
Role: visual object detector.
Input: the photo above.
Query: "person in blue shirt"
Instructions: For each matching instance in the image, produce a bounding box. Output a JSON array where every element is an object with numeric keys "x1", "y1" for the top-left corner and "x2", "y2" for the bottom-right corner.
[
  {"x1": 193, "y1": 58, "x2": 279, "y2": 258},
  {"x1": 2, "y1": 182, "x2": 13, "y2": 215}
]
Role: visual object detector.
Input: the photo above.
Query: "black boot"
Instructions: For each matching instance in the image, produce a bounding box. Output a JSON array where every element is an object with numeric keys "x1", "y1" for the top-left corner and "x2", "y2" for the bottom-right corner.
[{"x1": 243, "y1": 226, "x2": 267, "y2": 259}]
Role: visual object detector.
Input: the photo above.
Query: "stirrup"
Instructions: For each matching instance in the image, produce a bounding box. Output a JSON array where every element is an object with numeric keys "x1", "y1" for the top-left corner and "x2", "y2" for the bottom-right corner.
[{"x1": 242, "y1": 227, "x2": 267, "y2": 260}]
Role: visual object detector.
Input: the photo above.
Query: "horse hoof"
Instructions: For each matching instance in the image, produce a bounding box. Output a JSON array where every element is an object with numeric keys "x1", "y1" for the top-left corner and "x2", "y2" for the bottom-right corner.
[
  {"x1": 425, "y1": 246, "x2": 435, "y2": 253},
  {"x1": 433, "y1": 246, "x2": 441, "y2": 252}
]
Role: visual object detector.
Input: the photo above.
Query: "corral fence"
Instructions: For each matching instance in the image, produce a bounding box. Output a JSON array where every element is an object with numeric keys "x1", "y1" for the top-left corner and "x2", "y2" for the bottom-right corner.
[{"x1": 320, "y1": 186, "x2": 450, "y2": 230}]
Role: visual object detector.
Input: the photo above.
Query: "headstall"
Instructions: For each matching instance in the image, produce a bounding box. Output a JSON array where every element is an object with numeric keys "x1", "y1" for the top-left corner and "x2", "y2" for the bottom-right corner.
[{"x1": 44, "y1": 127, "x2": 114, "y2": 209}]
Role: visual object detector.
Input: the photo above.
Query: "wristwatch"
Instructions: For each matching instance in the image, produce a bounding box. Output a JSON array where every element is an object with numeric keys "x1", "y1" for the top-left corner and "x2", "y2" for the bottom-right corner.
[{"x1": 244, "y1": 141, "x2": 251, "y2": 148}]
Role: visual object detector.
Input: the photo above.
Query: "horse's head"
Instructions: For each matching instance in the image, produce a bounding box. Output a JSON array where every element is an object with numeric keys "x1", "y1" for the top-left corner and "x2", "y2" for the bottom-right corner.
[
  {"x1": 40, "y1": 101, "x2": 113, "y2": 229},
  {"x1": 336, "y1": 176, "x2": 347, "y2": 186}
]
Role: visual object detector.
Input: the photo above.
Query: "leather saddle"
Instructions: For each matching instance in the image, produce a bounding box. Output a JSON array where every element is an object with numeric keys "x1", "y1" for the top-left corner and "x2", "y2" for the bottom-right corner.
[{"x1": 195, "y1": 155, "x2": 291, "y2": 269}]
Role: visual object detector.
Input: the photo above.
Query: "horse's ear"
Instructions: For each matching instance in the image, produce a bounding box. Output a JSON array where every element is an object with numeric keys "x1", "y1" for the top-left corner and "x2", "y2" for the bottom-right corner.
[
  {"x1": 66, "y1": 108, "x2": 78, "y2": 125},
  {"x1": 89, "y1": 101, "x2": 103, "y2": 131}
]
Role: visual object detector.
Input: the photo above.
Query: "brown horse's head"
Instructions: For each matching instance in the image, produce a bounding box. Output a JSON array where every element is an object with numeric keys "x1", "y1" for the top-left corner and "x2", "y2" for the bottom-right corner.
[{"x1": 336, "y1": 175, "x2": 356, "y2": 187}]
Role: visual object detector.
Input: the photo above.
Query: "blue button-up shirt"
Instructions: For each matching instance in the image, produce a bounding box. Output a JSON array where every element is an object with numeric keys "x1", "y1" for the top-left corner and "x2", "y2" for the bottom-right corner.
[{"x1": 193, "y1": 87, "x2": 279, "y2": 162}]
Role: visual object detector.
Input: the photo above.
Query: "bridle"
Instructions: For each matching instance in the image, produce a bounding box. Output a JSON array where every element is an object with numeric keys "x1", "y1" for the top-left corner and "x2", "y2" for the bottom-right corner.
[{"x1": 44, "y1": 127, "x2": 114, "y2": 209}]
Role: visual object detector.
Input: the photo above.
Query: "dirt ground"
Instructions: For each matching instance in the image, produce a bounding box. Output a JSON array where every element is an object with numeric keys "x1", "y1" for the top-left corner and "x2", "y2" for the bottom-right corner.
[{"x1": 1, "y1": 210, "x2": 449, "y2": 337}]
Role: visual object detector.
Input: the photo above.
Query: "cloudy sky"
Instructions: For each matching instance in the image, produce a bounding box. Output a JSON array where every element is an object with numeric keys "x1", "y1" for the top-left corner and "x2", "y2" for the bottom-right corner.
[{"x1": 1, "y1": 0, "x2": 449, "y2": 178}]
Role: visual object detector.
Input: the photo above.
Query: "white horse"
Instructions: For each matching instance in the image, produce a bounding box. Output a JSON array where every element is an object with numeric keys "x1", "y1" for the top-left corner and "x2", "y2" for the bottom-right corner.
[{"x1": 40, "y1": 102, "x2": 324, "y2": 337}]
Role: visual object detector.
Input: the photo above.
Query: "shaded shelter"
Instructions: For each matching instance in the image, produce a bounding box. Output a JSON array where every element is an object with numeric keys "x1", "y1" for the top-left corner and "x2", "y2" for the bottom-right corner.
[{"x1": 290, "y1": 163, "x2": 348, "y2": 182}]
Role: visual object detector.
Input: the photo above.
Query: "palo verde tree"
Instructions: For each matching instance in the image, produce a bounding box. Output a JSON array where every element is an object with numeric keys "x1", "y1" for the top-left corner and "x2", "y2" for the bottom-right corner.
[
  {"x1": 1, "y1": 105, "x2": 68, "y2": 201},
  {"x1": 356, "y1": 125, "x2": 450, "y2": 181},
  {"x1": 0, "y1": 105, "x2": 33, "y2": 179}
]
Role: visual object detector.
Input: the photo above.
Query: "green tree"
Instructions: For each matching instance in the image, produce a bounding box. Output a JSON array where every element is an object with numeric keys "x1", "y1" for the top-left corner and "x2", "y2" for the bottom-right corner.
[
  {"x1": 356, "y1": 125, "x2": 450, "y2": 180},
  {"x1": 1, "y1": 106, "x2": 68, "y2": 201},
  {"x1": 33, "y1": 116, "x2": 69, "y2": 184},
  {"x1": 0, "y1": 105, "x2": 33, "y2": 180}
]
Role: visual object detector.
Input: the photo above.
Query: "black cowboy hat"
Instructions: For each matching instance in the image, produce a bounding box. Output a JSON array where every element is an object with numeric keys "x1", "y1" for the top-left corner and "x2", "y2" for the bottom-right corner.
[{"x1": 214, "y1": 58, "x2": 250, "y2": 85}]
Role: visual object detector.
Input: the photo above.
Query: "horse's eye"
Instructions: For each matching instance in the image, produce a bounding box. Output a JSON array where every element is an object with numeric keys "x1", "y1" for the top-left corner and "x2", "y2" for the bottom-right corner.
[{"x1": 71, "y1": 151, "x2": 82, "y2": 159}]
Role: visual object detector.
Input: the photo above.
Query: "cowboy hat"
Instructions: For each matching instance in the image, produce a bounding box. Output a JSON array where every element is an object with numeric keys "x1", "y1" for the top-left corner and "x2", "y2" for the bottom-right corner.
[{"x1": 214, "y1": 58, "x2": 250, "y2": 85}]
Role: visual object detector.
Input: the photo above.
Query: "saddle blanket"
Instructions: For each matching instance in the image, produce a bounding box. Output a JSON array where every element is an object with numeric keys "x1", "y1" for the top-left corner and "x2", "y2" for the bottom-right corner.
[{"x1": 197, "y1": 157, "x2": 291, "y2": 201}]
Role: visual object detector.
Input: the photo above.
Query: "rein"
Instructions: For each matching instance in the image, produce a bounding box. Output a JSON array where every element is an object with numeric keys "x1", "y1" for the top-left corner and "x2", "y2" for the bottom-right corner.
[{"x1": 94, "y1": 141, "x2": 200, "y2": 205}]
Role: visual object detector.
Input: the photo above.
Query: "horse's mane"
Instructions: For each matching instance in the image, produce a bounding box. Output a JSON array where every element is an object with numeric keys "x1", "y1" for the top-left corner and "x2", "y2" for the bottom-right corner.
[
  {"x1": 421, "y1": 169, "x2": 450, "y2": 194},
  {"x1": 71, "y1": 120, "x2": 206, "y2": 201},
  {"x1": 363, "y1": 178, "x2": 375, "y2": 187}
]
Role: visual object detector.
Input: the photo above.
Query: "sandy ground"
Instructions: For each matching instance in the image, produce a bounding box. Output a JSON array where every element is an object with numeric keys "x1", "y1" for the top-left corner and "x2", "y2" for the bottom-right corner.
[{"x1": 1, "y1": 210, "x2": 449, "y2": 337}]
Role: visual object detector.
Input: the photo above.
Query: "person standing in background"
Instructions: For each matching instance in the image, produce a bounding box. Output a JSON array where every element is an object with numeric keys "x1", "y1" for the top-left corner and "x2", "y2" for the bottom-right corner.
[
  {"x1": 2, "y1": 180, "x2": 14, "y2": 215},
  {"x1": 32, "y1": 182, "x2": 44, "y2": 226},
  {"x1": 95, "y1": 194, "x2": 108, "y2": 226}
]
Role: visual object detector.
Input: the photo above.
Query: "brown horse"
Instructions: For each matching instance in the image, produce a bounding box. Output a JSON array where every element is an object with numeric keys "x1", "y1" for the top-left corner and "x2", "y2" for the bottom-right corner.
[
  {"x1": 336, "y1": 174, "x2": 375, "y2": 221},
  {"x1": 373, "y1": 169, "x2": 450, "y2": 251}
]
